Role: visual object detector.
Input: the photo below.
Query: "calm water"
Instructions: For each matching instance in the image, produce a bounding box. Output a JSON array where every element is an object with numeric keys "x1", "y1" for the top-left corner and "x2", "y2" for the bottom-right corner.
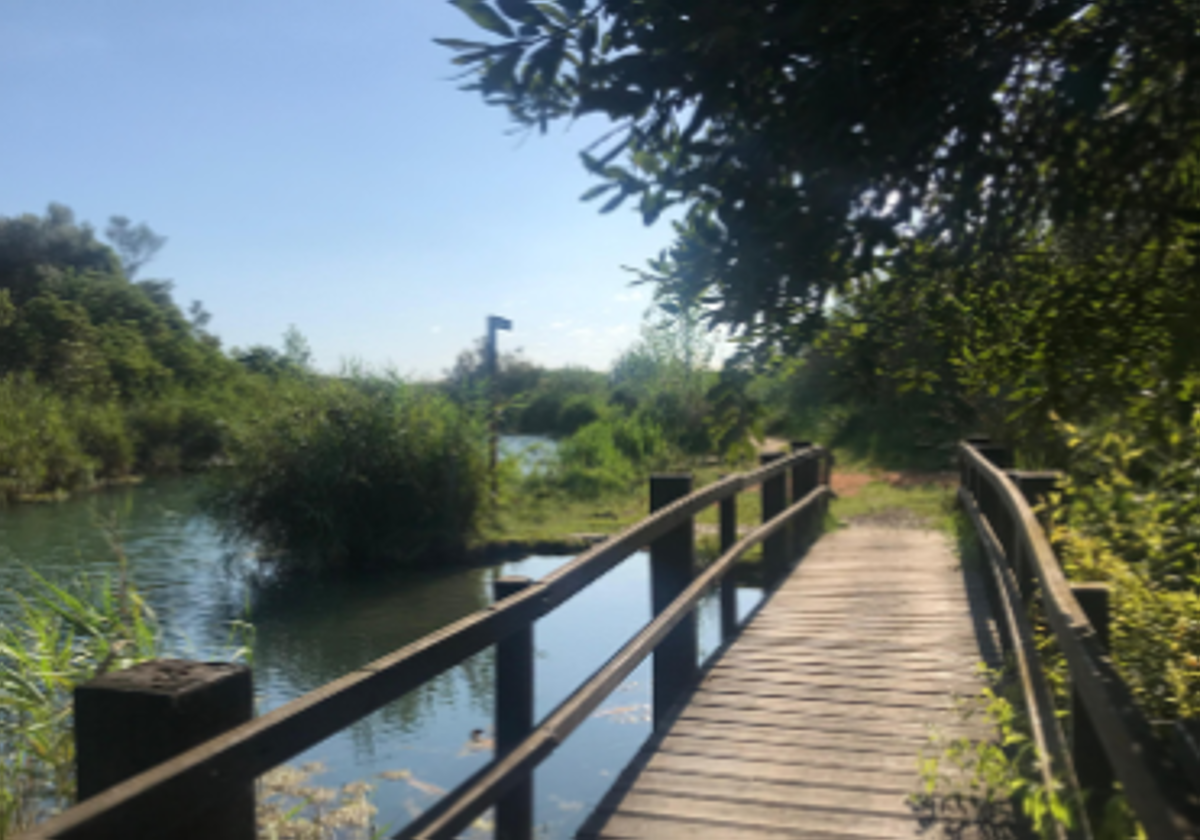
[{"x1": 0, "y1": 464, "x2": 761, "y2": 837}]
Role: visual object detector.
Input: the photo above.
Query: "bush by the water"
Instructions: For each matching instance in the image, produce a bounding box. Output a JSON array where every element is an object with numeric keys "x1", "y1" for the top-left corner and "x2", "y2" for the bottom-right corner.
[
  {"x1": 206, "y1": 375, "x2": 487, "y2": 573},
  {"x1": 531, "y1": 413, "x2": 670, "y2": 500}
]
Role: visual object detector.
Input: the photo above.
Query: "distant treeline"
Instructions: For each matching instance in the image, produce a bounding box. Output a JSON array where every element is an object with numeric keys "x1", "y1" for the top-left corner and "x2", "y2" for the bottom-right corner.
[{"x1": 0, "y1": 205, "x2": 269, "y2": 501}]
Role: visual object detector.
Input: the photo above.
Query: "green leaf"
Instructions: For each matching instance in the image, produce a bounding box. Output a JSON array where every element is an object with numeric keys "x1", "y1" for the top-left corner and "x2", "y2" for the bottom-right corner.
[
  {"x1": 536, "y1": 3, "x2": 570, "y2": 25},
  {"x1": 600, "y1": 190, "x2": 628, "y2": 213},
  {"x1": 497, "y1": 0, "x2": 548, "y2": 27},
  {"x1": 580, "y1": 182, "x2": 617, "y2": 201},
  {"x1": 525, "y1": 36, "x2": 566, "y2": 89},
  {"x1": 431, "y1": 37, "x2": 494, "y2": 50},
  {"x1": 449, "y1": 0, "x2": 515, "y2": 37},
  {"x1": 578, "y1": 19, "x2": 597, "y2": 56},
  {"x1": 481, "y1": 48, "x2": 522, "y2": 95}
]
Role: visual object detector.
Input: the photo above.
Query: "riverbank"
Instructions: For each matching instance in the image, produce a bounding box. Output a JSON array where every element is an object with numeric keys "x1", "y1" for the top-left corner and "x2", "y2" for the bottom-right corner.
[{"x1": 475, "y1": 455, "x2": 960, "y2": 562}]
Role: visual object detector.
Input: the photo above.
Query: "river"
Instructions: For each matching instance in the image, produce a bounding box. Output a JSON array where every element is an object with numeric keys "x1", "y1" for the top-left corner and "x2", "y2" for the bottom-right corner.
[{"x1": 0, "y1": 445, "x2": 762, "y2": 838}]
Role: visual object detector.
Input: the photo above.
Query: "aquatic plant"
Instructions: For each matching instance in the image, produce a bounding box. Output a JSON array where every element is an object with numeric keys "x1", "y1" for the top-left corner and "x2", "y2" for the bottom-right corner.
[
  {"x1": 206, "y1": 372, "x2": 488, "y2": 573},
  {"x1": 0, "y1": 551, "x2": 161, "y2": 837},
  {"x1": 548, "y1": 413, "x2": 670, "y2": 499}
]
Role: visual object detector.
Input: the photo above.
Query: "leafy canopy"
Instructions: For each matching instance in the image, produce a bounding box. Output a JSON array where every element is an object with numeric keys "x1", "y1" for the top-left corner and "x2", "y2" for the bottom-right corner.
[{"x1": 442, "y1": 0, "x2": 1200, "y2": 344}]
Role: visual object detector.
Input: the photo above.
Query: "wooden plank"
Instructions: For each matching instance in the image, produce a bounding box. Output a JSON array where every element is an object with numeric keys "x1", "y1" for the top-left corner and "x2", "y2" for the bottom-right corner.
[
  {"x1": 589, "y1": 524, "x2": 1016, "y2": 840},
  {"x1": 645, "y1": 747, "x2": 925, "y2": 783},
  {"x1": 593, "y1": 790, "x2": 1013, "y2": 839}
]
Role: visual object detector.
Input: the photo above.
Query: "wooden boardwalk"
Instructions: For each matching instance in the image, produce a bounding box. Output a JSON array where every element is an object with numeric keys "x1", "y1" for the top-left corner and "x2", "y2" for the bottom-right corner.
[{"x1": 580, "y1": 524, "x2": 1017, "y2": 839}]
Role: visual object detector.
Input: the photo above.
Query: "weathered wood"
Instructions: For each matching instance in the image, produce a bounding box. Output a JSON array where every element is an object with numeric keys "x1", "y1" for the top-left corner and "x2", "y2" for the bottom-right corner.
[
  {"x1": 1071, "y1": 583, "x2": 1113, "y2": 830},
  {"x1": 650, "y1": 474, "x2": 698, "y2": 730},
  {"x1": 788, "y1": 441, "x2": 812, "y2": 559},
  {"x1": 73, "y1": 660, "x2": 254, "y2": 840},
  {"x1": 492, "y1": 576, "x2": 534, "y2": 840},
  {"x1": 962, "y1": 443, "x2": 1200, "y2": 839},
  {"x1": 719, "y1": 494, "x2": 738, "y2": 643},
  {"x1": 760, "y1": 453, "x2": 787, "y2": 583},
  {"x1": 586, "y1": 526, "x2": 1007, "y2": 840}
]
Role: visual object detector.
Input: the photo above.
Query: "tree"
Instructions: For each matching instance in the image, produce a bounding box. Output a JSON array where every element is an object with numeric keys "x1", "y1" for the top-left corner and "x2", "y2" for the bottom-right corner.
[
  {"x1": 0, "y1": 204, "x2": 119, "y2": 305},
  {"x1": 282, "y1": 324, "x2": 314, "y2": 372},
  {"x1": 104, "y1": 216, "x2": 167, "y2": 281},
  {"x1": 441, "y1": 0, "x2": 1200, "y2": 345}
]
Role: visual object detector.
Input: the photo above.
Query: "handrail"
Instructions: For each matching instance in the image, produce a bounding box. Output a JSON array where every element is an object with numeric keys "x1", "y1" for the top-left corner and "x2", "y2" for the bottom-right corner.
[
  {"x1": 959, "y1": 442, "x2": 1200, "y2": 840},
  {"x1": 958, "y1": 480, "x2": 1076, "y2": 840},
  {"x1": 398, "y1": 485, "x2": 830, "y2": 839},
  {"x1": 23, "y1": 445, "x2": 830, "y2": 840}
]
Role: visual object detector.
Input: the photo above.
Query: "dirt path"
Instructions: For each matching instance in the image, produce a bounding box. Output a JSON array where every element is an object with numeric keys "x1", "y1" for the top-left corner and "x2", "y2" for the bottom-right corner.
[{"x1": 832, "y1": 469, "x2": 956, "y2": 498}]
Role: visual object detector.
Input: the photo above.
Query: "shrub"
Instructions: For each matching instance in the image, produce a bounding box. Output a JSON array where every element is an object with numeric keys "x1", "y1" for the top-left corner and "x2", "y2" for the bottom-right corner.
[
  {"x1": 206, "y1": 374, "x2": 488, "y2": 573},
  {"x1": 0, "y1": 565, "x2": 161, "y2": 837},
  {"x1": 0, "y1": 375, "x2": 91, "y2": 501},
  {"x1": 557, "y1": 393, "x2": 605, "y2": 434},
  {"x1": 66, "y1": 399, "x2": 134, "y2": 479},
  {"x1": 1050, "y1": 402, "x2": 1200, "y2": 720},
  {"x1": 552, "y1": 413, "x2": 669, "y2": 499}
]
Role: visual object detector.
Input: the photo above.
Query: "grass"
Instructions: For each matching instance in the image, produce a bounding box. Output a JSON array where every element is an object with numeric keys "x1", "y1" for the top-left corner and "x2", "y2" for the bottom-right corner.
[
  {"x1": 828, "y1": 479, "x2": 958, "y2": 534},
  {"x1": 483, "y1": 447, "x2": 964, "y2": 571},
  {"x1": 478, "y1": 462, "x2": 767, "y2": 561}
]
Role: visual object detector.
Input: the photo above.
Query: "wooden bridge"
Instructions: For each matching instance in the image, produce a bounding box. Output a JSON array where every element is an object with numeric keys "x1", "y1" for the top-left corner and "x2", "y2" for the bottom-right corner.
[{"x1": 21, "y1": 443, "x2": 1200, "y2": 840}]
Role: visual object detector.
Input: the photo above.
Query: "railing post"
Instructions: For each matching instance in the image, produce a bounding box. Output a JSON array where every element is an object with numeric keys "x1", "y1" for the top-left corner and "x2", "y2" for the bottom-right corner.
[
  {"x1": 493, "y1": 576, "x2": 535, "y2": 840},
  {"x1": 650, "y1": 474, "x2": 697, "y2": 729},
  {"x1": 1173, "y1": 718, "x2": 1200, "y2": 793},
  {"x1": 1009, "y1": 471, "x2": 1060, "y2": 601},
  {"x1": 1009, "y1": 470, "x2": 1061, "y2": 531},
  {"x1": 74, "y1": 660, "x2": 255, "y2": 839},
  {"x1": 760, "y1": 453, "x2": 788, "y2": 585},
  {"x1": 968, "y1": 437, "x2": 1013, "y2": 470},
  {"x1": 790, "y1": 441, "x2": 813, "y2": 556},
  {"x1": 1071, "y1": 583, "x2": 1114, "y2": 828},
  {"x1": 719, "y1": 493, "x2": 738, "y2": 644}
]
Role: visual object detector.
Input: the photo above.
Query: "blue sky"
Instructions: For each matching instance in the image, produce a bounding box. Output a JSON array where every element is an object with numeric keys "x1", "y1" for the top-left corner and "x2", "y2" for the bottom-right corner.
[{"x1": 0, "y1": 1, "x2": 686, "y2": 377}]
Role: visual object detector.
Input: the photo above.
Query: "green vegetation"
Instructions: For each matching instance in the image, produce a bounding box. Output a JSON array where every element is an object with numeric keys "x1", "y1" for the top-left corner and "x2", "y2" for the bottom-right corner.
[
  {"x1": 827, "y1": 477, "x2": 956, "y2": 535},
  {"x1": 0, "y1": 203, "x2": 775, "y2": 573},
  {"x1": 205, "y1": 374, "x2": 489, "y2": 574},
  {"x1": 0, "y1": 558, "x2": 163, "y2": 837},
  {"x1": 445, "y1": 0, "x2": 1200, "y2": 774},
  {"x1": 0, "y1": 205, "x2": 261, "y2": 503},
  {"x1": 0, "y1": 552, "x2": 384, "y2": 840},
  {"x1": 1049, "y1": 413, "x2": 1200, "y2": 722},
  {"x1": 914, "y1": 667, "x2": 1085, "y2": 840}
]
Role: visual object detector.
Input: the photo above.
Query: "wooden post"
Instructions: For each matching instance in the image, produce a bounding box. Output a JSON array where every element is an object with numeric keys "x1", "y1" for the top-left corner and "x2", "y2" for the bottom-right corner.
[
  {"x1": 74, "y1": 660, "x2": 254, "y2": 840},
  {"x1": 974, "y1": 442, "x2": 1013, "y2": 470},
  {"x1": 1009, "y1": 471, "x2": 1060, "y2": 600},
  {"x1": 719, "y1": 494, "x2": 738, "y2": 643},
  {"x1": 1009, "y1": 470, "x2": 1060, "y2": 530},
  {"x1": 760, "y1": 453, "x2": 787, "y2": 586},
  {"x1": 492, "y1": 576, "x2": 535, "y2": 840},
  {"x1": 1172, "y1": 718, "x2": 1200, "y2": 794},
  {"x1": 1070, "y1": 583, "x2": 1113, "y2": 827},
  {"x1": 789, "y1": 442, "x2": 812, "y2": 557},
  {"x1": 650, "y1": 474, "x2": 697, "y2": 729}
]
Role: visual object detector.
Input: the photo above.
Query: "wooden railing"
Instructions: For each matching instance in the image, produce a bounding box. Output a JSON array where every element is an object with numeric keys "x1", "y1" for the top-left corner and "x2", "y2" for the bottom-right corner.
[
  {"x1": 958, "y1": 440, "x2": 1200, "y2": 840},
  {"x1": 22, "y1": 444, "x2": 832, "y2": 840}
]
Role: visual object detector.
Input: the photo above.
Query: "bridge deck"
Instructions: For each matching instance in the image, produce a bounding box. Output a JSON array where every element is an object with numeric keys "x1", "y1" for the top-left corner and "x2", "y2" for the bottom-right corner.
[{"x1": 580, "y1": 525, "x2": 1018, "y2": 839}]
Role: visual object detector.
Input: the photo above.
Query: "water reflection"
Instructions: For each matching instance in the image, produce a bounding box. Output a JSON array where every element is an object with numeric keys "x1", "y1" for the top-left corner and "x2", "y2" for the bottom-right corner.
[{"x1": 0, "y1": 474, "x2": 761, "y2": 838}]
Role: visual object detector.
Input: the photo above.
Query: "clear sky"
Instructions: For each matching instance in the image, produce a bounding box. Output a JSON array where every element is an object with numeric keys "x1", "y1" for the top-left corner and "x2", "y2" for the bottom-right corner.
[{"x1": 0, "y1": 1, "x2": 687, "y2": 377}]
